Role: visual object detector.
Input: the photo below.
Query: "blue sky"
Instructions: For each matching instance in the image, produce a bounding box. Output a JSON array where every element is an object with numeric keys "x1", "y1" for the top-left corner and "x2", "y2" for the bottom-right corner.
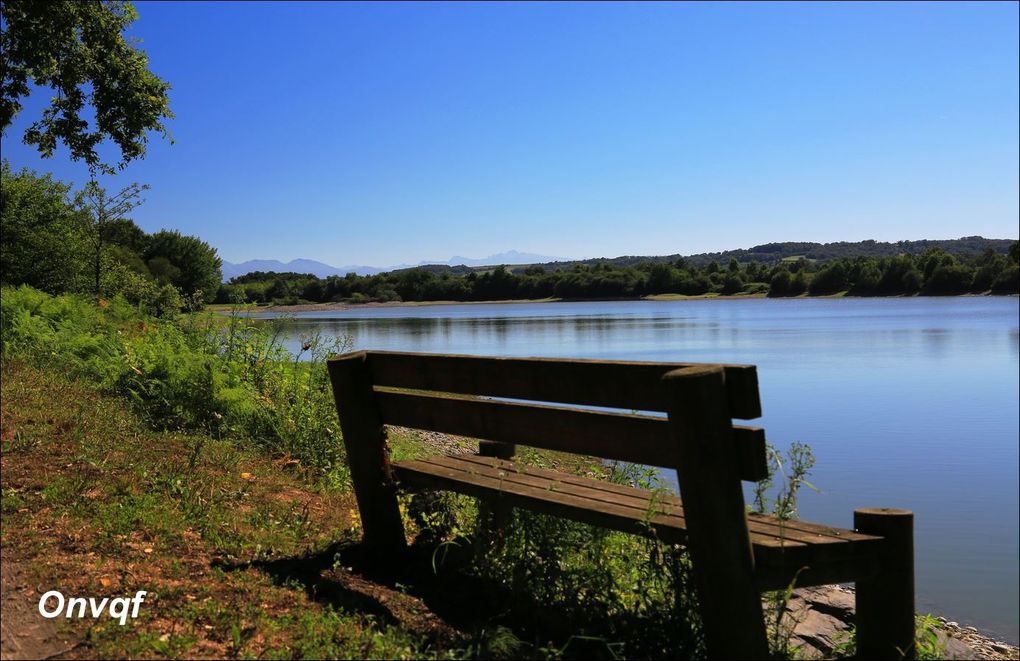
[{"x1": 2, "y1": 1, "x2": 1017, "y2": 266}]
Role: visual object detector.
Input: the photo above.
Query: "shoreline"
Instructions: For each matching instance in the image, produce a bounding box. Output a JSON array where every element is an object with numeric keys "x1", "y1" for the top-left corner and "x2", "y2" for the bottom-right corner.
[{"x1": 209, "y1": 291, "x2": 1016, "y2": 314}]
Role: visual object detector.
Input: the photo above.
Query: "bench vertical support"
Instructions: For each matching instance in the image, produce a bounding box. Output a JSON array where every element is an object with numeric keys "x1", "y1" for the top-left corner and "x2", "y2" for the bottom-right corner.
[
  {"x1": 663, "y1": 365, "x2": 769, "y2": 659},
  {"x1": 854, "y1": 508, "x2": 915, "y2": 659},
  {"x1": 478, "y1": 442, "x2": 516, "y2": 538},
  {"x1": 328, "y1": 352, "x2": 407, "y2": 555},
  {"x1": 479, "y1": 441, "x2": 516, "y2": 459}
]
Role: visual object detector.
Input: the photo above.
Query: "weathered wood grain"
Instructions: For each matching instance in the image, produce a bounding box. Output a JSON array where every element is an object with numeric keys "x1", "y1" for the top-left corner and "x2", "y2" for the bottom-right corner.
[
  {"x1": 390, "y1": 453, "x2": 880, "y2": 592},
  {"x1": 854, "y1": 508, "x2": 916, "y2": 659},
  {"x1": 363, "y1": 351, "x2": 762, "y2": 419},
  {"x1": 374, "y1": 388, "x2": 768, "y2": 480},
  {"x1": 663, "y1": 365, "x2": 769, "y2": 658},
  {"x1": 327, "y1": 352, "x2": 406, "y2": 554}
]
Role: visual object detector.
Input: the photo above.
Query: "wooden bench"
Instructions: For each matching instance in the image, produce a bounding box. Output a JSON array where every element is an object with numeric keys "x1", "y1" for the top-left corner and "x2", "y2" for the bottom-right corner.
[{"x1": 328, "y1": 351, "x2": 915, "y2": 659}]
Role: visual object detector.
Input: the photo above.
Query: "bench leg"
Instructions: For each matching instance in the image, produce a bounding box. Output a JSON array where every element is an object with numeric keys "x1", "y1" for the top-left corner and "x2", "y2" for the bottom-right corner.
[
  {"x1": 478, "y1": 441, "x2": 516, "y2": 542},
  {"x1": 328, "y1": 353, "x2": 407, "y2": 556},
  {"x1": 664, "y1": 366, "x2": 769, "y2": 659},
  {"x1": 854, "y1": 508, "x2": 915, "y2": 659}
]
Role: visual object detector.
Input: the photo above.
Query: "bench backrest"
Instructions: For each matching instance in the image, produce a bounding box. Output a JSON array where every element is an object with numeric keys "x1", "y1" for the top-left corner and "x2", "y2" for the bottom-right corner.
[
  {"x1": 327, "y1": 349, "x2": 783, "y2": 657},
  {"x1": 328, "y1": 350, "x2": 769, "y2": 482}
]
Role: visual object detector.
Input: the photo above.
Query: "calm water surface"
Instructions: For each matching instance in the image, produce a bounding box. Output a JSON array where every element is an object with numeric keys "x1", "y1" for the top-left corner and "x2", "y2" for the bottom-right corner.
[{"x1": 253, "y1": 297, "x2": 1019, "y2": 642}]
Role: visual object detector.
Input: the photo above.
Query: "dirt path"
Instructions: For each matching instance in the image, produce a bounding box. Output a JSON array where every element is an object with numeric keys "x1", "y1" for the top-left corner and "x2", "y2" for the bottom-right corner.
[{"x1": 0, "y1": 560, "x2": 78, "y2": 660}]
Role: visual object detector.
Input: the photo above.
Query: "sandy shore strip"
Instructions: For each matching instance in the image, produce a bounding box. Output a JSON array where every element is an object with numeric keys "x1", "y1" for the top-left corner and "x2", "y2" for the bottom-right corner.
[{"x1": 212, "y1": 292, "x2": 784, "y2": 314}]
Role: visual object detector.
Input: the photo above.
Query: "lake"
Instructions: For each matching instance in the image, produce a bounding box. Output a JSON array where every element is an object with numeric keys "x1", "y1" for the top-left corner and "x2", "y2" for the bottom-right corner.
[{"x1": 251, "y1": 297, "x2": 1019, "y2": 642}]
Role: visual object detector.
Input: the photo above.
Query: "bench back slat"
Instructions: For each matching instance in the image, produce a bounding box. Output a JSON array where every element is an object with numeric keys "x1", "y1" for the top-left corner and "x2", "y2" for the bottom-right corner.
[
  {"x1": 373, "y1": 388, "x2": 768, "y2": 481},
  {"x1": 366, "y1": 351, "x2": 762, "y2": 420}
]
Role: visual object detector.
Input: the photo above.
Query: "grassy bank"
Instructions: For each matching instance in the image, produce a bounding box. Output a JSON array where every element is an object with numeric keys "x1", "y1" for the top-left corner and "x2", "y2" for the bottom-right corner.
[{"x1": 1, "y1": 362, "x2": 400, "y2": 658}]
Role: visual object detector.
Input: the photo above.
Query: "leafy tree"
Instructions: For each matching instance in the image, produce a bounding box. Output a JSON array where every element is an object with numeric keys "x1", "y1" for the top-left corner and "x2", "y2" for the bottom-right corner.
[
  {"x1": 146, "y1": 255, "x2": 180, "y2": 285},
  {"x1": 808, "y1": 262, "x2": 848, "y2": 295},
  {"x1": 302, "y1": 278, "x2": 325, "y2": 301},
  {"x1": 991, "y1": 265, "x2": 1019, "y2": 294},
  {"x1": 787, "y1": 257, "x2": 810, "y2": 274},
  {"x1": 103, "y1": 218, "x2": 149, "y2": 253},
  {"x1": 144, "y1": 230, "x2": 222, "y2": 303},
  {"x1": 900, "y1": 268, "x2": 923, "y2": 294},
  {"x1": 971, "y1": 253, "x2": 1007, "y2": 292},
  {"x1": 850, "y1": 262, "x2": 882, "y2": 295},
  {"x1": 646, "y1": 263, "x2": 678, "y2": 294},
  {"x1": 875, "y1": 255, "x2": 916, "y2": 295},
  {"x1": 790, "y1": 270, "x2": 808, "y2": 295},
  {"x1": 919, "y1": 248, "x2": 955, "y2": 282},
  {"x1": 76, "y1": 180, "x2": 149, "y2": 295},
  {"x1": 107, "y1": 243, "x2": 149, "y2": 276},
  {"x1": 721, "y1": 272, "x2": 744, "y2": 294},
  {"x1": 768, "y1": 269, "x2": 792, "y2": 297},
  {"x1": 1, "y1": 0, "x2": 173, "y2": 173},
  {"x1": 0, "y1": 161, "x2": 89, "y2": 292},
  {"x1": 925, "y1": 263, "x2": 974, "y2": 295}
]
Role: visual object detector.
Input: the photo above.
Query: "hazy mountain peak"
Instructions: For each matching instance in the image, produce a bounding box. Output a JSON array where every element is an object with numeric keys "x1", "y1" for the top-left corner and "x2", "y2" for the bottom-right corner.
[{"x1": 221, "y1": 250, "x2": 570, "y2": 281}]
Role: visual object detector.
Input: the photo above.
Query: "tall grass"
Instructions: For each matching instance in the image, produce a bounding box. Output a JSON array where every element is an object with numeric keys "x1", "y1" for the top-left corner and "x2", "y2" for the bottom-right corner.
[
  {"x1": 404, "y1": 461, "x2": 707, "y2": 658},
  {"x1": 1, "y1": 286, "x2": 352, "y2": 484}
]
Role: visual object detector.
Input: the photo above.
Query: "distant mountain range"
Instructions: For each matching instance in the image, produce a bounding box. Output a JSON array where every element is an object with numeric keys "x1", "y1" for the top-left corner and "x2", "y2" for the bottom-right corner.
[
  {"x1": 221, "y1": 238, "x2": 1016, "y2": 282},
  {"x1": 220, "y1": 250, "x2": 569, "y2": 281}
]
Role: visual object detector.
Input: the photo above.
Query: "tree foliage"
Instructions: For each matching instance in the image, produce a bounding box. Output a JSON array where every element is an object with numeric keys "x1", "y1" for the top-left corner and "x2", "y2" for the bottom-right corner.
[
  {"x1": 0, "y1": 160, "x2": 89, "y2": 293},
  {"x1": 1, "y1": 163, "x2": 220, "y2": 312},
  {"x1": 144, "y1": 230, "x2": 222, "y2": 304},
  {"x1": 1, "y1": 0, "x2": 173, "y2": 173},
  {"x1": 76, "y1": 179, "x2": 149, "y2": 295}
]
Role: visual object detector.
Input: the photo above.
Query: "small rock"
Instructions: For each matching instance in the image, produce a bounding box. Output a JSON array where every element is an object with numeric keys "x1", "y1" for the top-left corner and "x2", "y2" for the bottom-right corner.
[{"x1": 937, "y1": 631, "x2": 977, "y2": 660}]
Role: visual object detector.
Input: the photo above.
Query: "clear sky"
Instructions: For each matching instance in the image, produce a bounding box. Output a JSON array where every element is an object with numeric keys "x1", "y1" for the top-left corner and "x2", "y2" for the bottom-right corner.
[{"x1": 2, "y1": 1, "x2": 1017, "y2": 266}]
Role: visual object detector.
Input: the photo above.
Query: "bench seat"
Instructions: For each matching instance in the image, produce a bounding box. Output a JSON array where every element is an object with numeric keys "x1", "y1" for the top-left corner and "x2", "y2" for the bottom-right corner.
[{"x1": 392, "y1": 453, "x2": 885, "y2": 591}]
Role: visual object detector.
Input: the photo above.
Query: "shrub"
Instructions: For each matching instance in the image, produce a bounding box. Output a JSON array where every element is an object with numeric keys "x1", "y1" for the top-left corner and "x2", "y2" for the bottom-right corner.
[
  {"x1": 1, "y1": 287, "x2": 352, "y2": 482},
  {"x1": 808, "y1": 264, "x2": 848, "y2": 295},
  {"x1": 721, "y1": 273, "x2": 744, "y2": 294},
  {"x1": 768, "y1": 270, "x2": 792, "y2": 297},
  {"x1": 924, "y1": 264, "x2": 974, "y2": 295},
  {"x1": 991, "y1": 265, "x2": 1019, "y2": 294},
  {"x1": 901, "y1": 268, "x2": 923, "y2": 294}
]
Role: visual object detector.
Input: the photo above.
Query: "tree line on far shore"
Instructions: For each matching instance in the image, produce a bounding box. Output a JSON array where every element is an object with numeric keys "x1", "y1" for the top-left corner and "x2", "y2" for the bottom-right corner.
[{"x1": 219, "y1": 243, "x2": 1019, "y2": 306}]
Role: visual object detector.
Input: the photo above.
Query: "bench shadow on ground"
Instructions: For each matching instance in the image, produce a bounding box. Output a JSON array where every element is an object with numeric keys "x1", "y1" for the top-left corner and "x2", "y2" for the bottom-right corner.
[
  {"x1": 212, "y1": 535, "x2": 507, "y2": 643},
  {"x1": 214, "y1": 531, "x2": 681, "y2": 660}
]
